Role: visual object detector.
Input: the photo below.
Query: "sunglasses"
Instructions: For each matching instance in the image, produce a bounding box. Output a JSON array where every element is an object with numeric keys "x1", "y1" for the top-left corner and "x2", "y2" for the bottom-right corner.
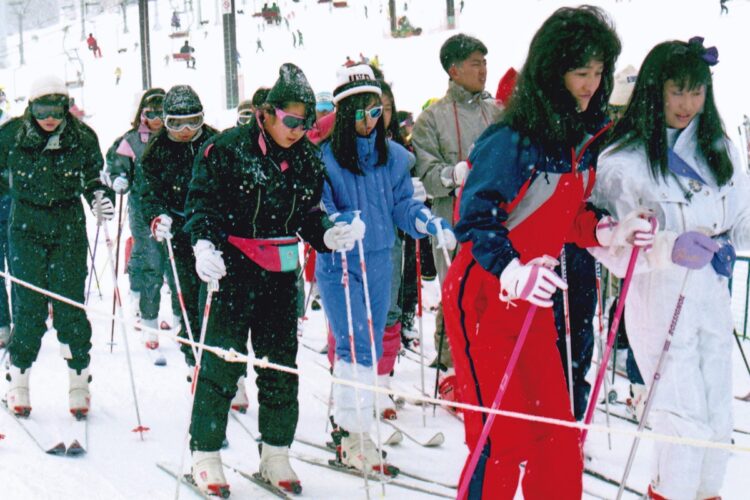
[
  {"x1": 315, "y1": 101, "x2": 335, "y2": 113},
  {"x1": 164, "y1": 112, "x2": 204, "y2": 132},
  {"x1": 143, "y1": 108, "x2": 163, "y2": 120},
  {"x1": 355, "y1": 106, "x2": 383, "y2": 122},
  {"x1": 237, "y1": 110, "x2": 253, "y2": 125},
  {"x1": 275, "y1": 108, "x2": 314, "y2": 131},
  {"x1": 31, "y1": 102, "x2": 66, "y2": 120}
]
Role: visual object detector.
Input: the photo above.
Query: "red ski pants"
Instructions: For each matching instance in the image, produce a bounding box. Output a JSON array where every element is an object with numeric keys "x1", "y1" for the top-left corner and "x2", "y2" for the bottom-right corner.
[{"x1": 443, "y1": 251, "x2": 582, "y2": 499}]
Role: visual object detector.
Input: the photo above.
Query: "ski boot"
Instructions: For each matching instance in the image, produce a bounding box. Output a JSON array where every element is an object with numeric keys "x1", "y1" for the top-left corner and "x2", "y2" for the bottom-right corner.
[
  {"x1": 377, "y1": 375, "x2": 397, "y2": 420},
  {"x1": 141, "y1": 318, "x2": 159, "y2": 350},
  {"x1": 5, "y1": 365, "x2": 31, "y2": 417},
  {"x1": 0, "y1": 325, "x2": 10, "y2": 348},
  {"x1": 230, "y1": 376, "x2": 249, "y2": 413},
  {"x1": 626, "y1": 383, "x2": 647, "y2": 423},
  {"x1": 191, "y1": 450, "x2": 230, "y2": 498},
  {"x1": 259, "y1": 443, "x2": 302, "y2": 494},
  {"x1": 330, "y1": 417, "x2": 398, "y2": 476},
  {"x1": 69, "y1": 368, "x2": 91, "y2": 419}
]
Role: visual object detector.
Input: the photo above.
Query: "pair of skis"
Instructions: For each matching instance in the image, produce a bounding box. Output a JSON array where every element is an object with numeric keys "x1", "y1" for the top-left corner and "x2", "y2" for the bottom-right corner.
[{"x1": 2, "y1": 401, "x2": 88, "y2": 456}]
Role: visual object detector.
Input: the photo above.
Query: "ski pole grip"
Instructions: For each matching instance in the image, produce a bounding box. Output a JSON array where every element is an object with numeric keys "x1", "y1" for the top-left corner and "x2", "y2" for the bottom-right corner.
[{"x1": 208, "y1": 279, "x2": 219, "y2": 293}]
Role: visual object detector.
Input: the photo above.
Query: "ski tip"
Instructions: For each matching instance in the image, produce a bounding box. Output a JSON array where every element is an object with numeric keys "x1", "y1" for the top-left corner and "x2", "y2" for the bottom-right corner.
[
  {"x1": 425, "y1": 432, "x2": 445, "y2": 447},
  {"x1": 154, "y1": 356, "x2": 167, "y2": 367},
  {"x1": 47, "y1": 442, "x2": 67, "y2": 455},
  {"x1": 66, "y1": 440, "x2": 86, "y2": 456}
]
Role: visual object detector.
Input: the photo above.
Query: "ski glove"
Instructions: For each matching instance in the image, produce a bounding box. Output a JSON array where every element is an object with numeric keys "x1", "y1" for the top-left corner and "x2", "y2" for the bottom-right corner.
[
  {"x1": 499, "y1": 256, "x2": 567, "y2": 308},
  {"x1": 415, "y1": 208, "x2": 457, "y2": 251},
  {"x1": 596, "y1": 210, "x2": 657, "y2": 249},
  {"x1": 411, "y1": 177, "x2": 427, "y2": 202},
  {"x1": 439, "y1": 161, "x2": 470, "y2": 188},
  {"x1": 150, "y1": 214, "x2": 173, "y2": 242},
  {"x1": 112, "y1": 175, "x2": 129, "y2": 194},
  {"x1": 711, "y1": 241, "x2": 736, "y2": 278},
  {"x1": 671, "y1": 231, "x2": 720, "y2": 269},
  {"x1": 330, "y1": 212, "x2": 366, "y2": 241},
  {"x1": 323, "y1": 225, "x2": 357, "y2": 252},
  {"x1": 91, "y1": 195, "x2": 115, "y2": 221},
  {"x1": 194, "y1": 240, "x2": 227, "y2": 282}
]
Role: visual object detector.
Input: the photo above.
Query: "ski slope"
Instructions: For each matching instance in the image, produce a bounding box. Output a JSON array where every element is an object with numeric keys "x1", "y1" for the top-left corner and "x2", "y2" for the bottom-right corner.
[{"x1": 1, "y1": 0, "x2": 750, "y2": 498}]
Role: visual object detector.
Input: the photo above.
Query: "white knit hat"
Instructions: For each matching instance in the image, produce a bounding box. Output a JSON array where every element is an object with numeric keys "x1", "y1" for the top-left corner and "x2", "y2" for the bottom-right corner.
[
  {"x1": 332, "y1": 64, "x2": 381, "y2": 105},
  {"x1": 610, "y1": 65, "x2": 638, "y2": 107},
  {"x1": 29, "y1": 75, "x2": 69, "y2": 102}
]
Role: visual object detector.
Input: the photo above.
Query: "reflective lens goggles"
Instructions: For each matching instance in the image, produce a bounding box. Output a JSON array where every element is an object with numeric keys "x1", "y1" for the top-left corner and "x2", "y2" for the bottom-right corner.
[
  {"x1": 355, "y1": 105, "x2": 383, "y2": 122},
  {"x1": 164, "y1": 112, "x2": 204, "y2": 132},
  {"x1": 315, "y1": 101, "x2": 335, "y2": 113},
  {"x1": 143, "y1": 108, "x2": 164, "y2": 120},
  {"x1": 275, "y1": 108, "x2": 314, "y2": 131},
  {"x1": 31, "y1": 102, "x2": 66, "y2": 120},
  {"x1": 237, "y1": 110, "x2": 254, "y2": 125}
]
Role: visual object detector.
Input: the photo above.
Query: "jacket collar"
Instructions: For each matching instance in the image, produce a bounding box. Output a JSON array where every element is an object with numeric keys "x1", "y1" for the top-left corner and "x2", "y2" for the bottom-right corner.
[
  {"x1": 447, "y1": 80, "x2": 492, "y2": 106},
  {"x1": 356, "y1": 129, "x2": 378, "y2": 167}
]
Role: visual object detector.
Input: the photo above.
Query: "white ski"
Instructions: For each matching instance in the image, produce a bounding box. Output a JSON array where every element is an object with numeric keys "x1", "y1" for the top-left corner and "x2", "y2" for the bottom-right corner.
[
  {"x1": 223, "y1": 462, "x2": 296, "y2": 499},
  {"x1": 66, "y1": 414, "x2": 88, "y2": 456},
  {"x1": 381, "y1": 418, "x2": 444, "y2": 448},
  {"x1": 1, "y1": 401, "x2": 66, "y2": 455}
]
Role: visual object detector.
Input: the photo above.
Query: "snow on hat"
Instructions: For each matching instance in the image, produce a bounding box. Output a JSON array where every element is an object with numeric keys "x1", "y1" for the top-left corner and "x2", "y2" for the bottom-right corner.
[
  {"x1": 332, "y1": 64, "x2": 381, "y2": 105},
  {"x1": 265, "y1": 63, "x2": 316, "y2": 110},
  {"x1": 610, "y1": 65, "x2": 638, "y2": 107},
  {"x1": 29, "y1": 75, "x2": 69, "y2": 101},
  {"x1": 164, "y1": 85, "x2": 203, "y2": 115}
]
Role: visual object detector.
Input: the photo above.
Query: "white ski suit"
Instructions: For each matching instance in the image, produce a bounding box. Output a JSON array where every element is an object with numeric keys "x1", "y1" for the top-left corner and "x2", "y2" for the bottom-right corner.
[{"x1": 590, "y1": 118, "x2": 750, "y2": 499}]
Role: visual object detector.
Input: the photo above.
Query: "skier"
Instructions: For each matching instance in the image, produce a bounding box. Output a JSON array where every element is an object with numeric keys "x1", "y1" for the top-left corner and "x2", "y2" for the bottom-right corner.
[
  {"x1": 1, "y1": 75, "x2": 115, "y2": 418},
  {"x1": 720, "y1": 0, "x2": 728, "y2": 15},
  {"x1": 296, "y1": 29, "x2": 303, "y2": 47},
  {"x1": 256, "y1": 38, "x2": 264, "y2": 53},
  {"x1": 411, "y1": 33, "x2": 501, "y2": 372},
  {"x1": 316, "y1": 64, "x2": 456, "y2": 474},
  {"x1": 138, "y1": 85, "x2": 217, "y2": 367},
  {"x1": 440, "y1": 7, "x2": 643, "y2": 498},
  {"x1": 171, "y1": 10, "x2": 181, "y2": 31},
  {"x1": 292, "y1": 31, "x2": 297, "y2": 48},
  {"x1": 0, "y1": 193, "x2": 10, "y2": 348},
  {"x1": 180, "y1": 40, "x2": 196, "y2": 69},
  {"x1": 101, "y1": 88, "x2": 169, "y2": 349},
  {"x1": 590, "y1": 36, "x2": 746, "y2": 500},
  {"x1": 86, "y1": 33, "x2": 102, "y2": 58},
  {"x1": 182, "y1": 63, "x2": 356, "y2": 496},
  {"x1": 114, "y1": 66, "x2": 122, "y2": 85}
]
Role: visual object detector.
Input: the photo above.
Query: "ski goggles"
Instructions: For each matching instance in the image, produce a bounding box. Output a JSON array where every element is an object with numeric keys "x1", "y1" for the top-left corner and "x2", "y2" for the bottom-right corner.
[
  {"x1": 355, "y1": 105, "x2": 383, "y2": 122},
  {"x1": 237, "y1": 109, "x2": 254, "y2": 125},
  {"x1": 315, "y1": 101, "x2": 335, "y2": 113},
  {"x1": 143, "y1": 108, "x2": 164, "y2": 120},
  {"x1": 31, "y1": 102, "x2": 67, "y2": 120},
  {"x1": 275, "y1": 108, "x2": 314, "y2": 131},
  {"x1": 164, "y1": 112, "x2": 204, "y2": 132}
]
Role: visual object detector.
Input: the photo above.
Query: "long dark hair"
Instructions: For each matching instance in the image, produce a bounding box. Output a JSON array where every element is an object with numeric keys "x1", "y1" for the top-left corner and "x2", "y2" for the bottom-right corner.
[
  {"x1": 331, "y1": 92, "x2": 387, "y2": 174},
  {"x1": 503, "y1": 5, "x2": 621, "y2": 149},
  {"x1": 379, "y1": 81, "x2": 404, "y2": 146},
  {"x1": 608, "y1": 39, "x2": 732, "y2": 186}
]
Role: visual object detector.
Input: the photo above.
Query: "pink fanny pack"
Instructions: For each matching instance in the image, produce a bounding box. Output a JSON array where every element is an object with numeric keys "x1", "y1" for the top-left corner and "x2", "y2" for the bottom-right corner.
[{"x1": 228, "y1": 235, "x2": 300, "y2": 272}]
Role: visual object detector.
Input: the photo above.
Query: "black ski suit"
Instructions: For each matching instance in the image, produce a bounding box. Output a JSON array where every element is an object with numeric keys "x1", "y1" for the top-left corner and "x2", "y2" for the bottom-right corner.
[
  {"x1": 0, "y1": 115, "x2": 113, "y2": 371},
  {"x1": 184, "y1": 117, "x2": 332, "y2": 451},
  {"x1": 138, "y1": 126, "x2": 217, "y2": 364}
]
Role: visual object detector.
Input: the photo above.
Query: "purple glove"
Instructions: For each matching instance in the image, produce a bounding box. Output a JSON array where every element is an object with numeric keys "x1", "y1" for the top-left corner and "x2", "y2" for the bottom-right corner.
[{"x1": 671, "y1": 231, "x2": 721, "y2": 269}]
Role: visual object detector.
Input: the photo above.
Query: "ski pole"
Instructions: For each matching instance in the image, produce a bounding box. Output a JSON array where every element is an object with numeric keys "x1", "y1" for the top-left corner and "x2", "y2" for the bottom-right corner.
[
  {"x1": 338, "y1": 242, "x2": 373, "y2": 497},
  {"x1": 413, "y1": 238, "x2": 427, "y2": 424},
  {"x1": 94, "y1": 191, "x2": 148, "y2": 439},
  {"x1": 174, "y1": 279, "x2": 219, "y2": 500},
  {"x1": 734, "y1": 329, "x2": 750, "y2": 379},
  {"x1": 595, "y1": 262, "x2": 613, "y2": 450},
  {"x1": 165, "y1": 238, "x2": 200, "y2": 363},
  {"x1": 616, "y1": 270, "x2": 691, "y2": 500},
  {"x1": 456, "y1": 305, "x2": 538, "y2": 500},
  {"x1": 581, "y1": 246, "x2": 640, "y2": 444},
  {"x1": 108, "y1": 193, "x2": 126, "y2": 353},
  {"x1": 352, "y1": 212, "x2": 387, "y2": 493},
  {"x1": 434, "y1": 226, "x2": 452, "y2": 268},
  {"x1": 85, "y1": 230, "x2": 103, "y2": 303},
  {"x1": 559, "y1": 246, "x2": 575, "y2": 416}
]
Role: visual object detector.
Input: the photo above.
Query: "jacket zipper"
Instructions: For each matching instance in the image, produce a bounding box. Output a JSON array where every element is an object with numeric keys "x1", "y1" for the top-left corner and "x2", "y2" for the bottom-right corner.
[
  {"x1": 252, "y1": 189, "x2": 261, "y2": 238},
  {"x1": 284, "y1": 194, "x2": 296, "y2": 233}
]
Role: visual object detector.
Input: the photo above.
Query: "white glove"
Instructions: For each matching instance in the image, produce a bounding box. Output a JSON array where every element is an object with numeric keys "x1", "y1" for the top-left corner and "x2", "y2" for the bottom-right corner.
[
  {"x1": 411, "y1": 177, "x2": 427, "y2": 202},
  {"x1": 499, "y1": 256, "x2": 567, "y2": 308},
  {"x1": 193, "y1": 239, "x2": 227, "y2": 282},
  {"x1": 150, "y1": 214, "x2": 173, "y2": 242},
  {"x1": 324, "y1": 224, "x2": 356, "y2": 252},
  {"x1": 596, "y1": 210, "x2": 657, "y2": 249},
  {"x1": 92, "y1": 194, "x2": 115, "y2": 221},
  {"x1": 415, "y1": 208, "x2": 457, "y2": 251},
  {"x1": 453, "y1": 161, "x2": 470, "y2": 186},
  {"x1": 112, "y1": 175, "x2": 129, "y2": 194},
  {"x1": 330, "y1": 212, "x2": 366, "y2": 241}
]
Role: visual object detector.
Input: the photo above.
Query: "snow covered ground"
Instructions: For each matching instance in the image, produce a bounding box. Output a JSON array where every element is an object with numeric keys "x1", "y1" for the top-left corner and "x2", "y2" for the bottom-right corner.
[{"x1": 2, "y1": 0, "x2": 750, "y2": 498}]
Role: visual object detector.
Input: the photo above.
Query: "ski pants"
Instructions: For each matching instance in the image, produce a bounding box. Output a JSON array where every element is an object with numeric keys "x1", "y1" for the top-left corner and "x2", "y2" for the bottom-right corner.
[
  {"x1": 190, "y1": 243, "x2": 300, "y2": 451},
  {"x1": 0, "y1": 195, "x2": 11, "y2": 328},
  {"x1": 8, "y1": 206, "x2": 91, "y2": 371},
  {"x1": 163, "y1": 230, "x2": 200, "y2": 366},
  {"x1": 316, "y1": 247, "x2": 391, "y2": 367},
  {"x1": 443, "y1": 251, "x2": 582, "y2": 500},
  {"x1": 551, "y1": 243, "x2": 596, "y2": 421}
]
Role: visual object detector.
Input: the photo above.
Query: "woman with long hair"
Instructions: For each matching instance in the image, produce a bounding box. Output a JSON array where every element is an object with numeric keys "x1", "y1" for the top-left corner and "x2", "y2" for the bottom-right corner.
[
  {"x1": 441, "y1": 6, "x2": 649, "y2": 498},
  {"x1": 591, "y1": 37, "x2": 746, "y2": 499}
]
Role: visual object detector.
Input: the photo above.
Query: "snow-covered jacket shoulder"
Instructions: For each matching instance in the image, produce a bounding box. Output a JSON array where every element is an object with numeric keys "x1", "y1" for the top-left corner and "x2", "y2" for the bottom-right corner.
[
  {"x1": 320, "y1": 132, "x2": 427, "y2": 254},
  {"x1": 184, "y1": 119, "x2": 332, "y2": 252},
  {"x1": 590, "y1": 117, "x2": 750, "y2": 275}
]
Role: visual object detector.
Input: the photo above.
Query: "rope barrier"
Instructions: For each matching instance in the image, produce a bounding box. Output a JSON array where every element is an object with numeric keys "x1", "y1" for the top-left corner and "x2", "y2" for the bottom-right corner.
[{"x1": 2, "y1": 269, "x2": 749, "y2": 454}]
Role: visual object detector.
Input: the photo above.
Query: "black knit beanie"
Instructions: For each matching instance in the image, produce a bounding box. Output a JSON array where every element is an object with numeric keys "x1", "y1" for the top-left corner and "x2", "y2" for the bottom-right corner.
[{"x1": 265, "y1": 63, "x2": 316, "y2": 113}]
